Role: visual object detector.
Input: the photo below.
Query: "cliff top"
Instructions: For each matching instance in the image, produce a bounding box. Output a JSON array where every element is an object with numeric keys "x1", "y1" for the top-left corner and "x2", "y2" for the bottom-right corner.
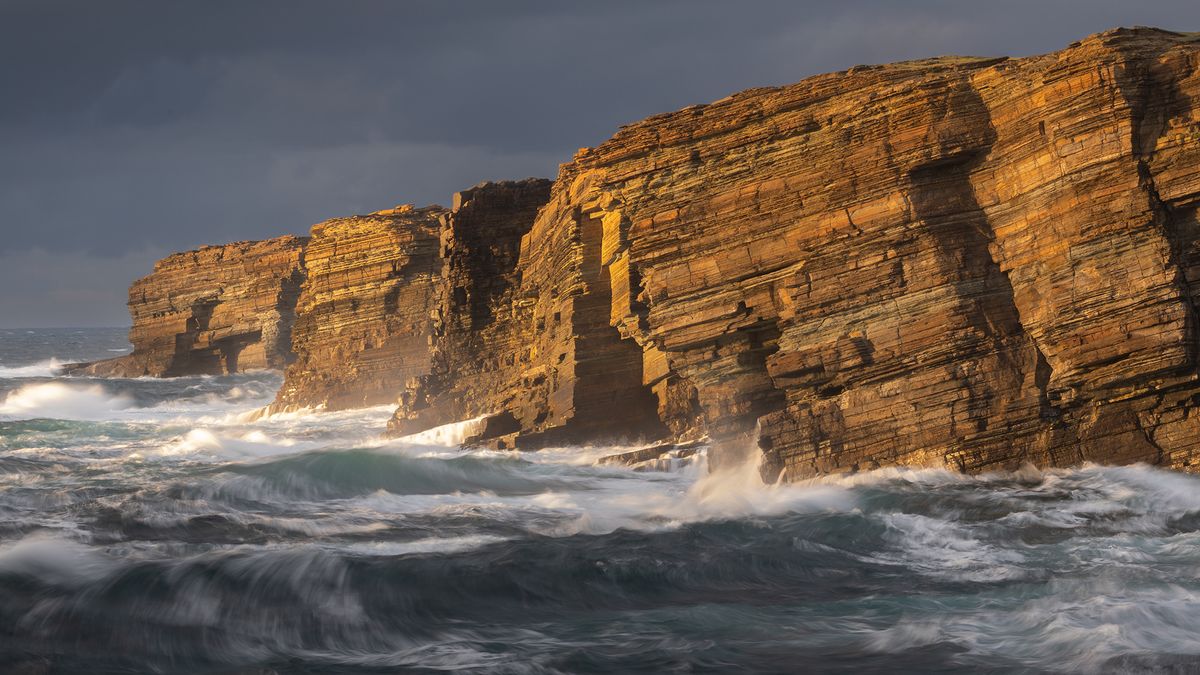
[
  {"x1": 310, "y1": 204, "x2": 447, "y2": 238},
  {"x1": 150, "y1": 234, "x2": 309, "y2": 272},
  {"x1": 562, "y1": 26, "x2": 1199, "y2": 178}
]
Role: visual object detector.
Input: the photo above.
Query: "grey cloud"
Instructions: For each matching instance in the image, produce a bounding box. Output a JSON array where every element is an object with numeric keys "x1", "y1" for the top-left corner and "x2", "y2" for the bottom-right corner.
[{"x1": 0, "y1": 247, "x2": 166, "y2": 328}]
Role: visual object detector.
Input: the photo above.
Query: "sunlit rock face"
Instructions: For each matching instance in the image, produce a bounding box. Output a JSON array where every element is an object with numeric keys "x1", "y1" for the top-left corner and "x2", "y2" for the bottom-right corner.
[
  {"x1": 65, "y1": 236, "x2": 308, "y2": 378},
  {"x1": 270, "y1": 205, "x2": 444, "y2": 412},
  {"x1": 514, "y1": 27, "x2": 1200, "y2": 478}
]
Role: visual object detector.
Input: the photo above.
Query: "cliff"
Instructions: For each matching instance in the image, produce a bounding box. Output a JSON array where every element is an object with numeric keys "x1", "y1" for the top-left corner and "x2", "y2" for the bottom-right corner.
[
  {"x1": 87, "y1": 27, "x2": 1200, "y2": 481},
  {"x1": 390, "y1": 180, "x2": 553, "y2": 442},
  {"x1": 65, "y1": 236, "x2": 307, "y2": 378},
  {"x1": 386, "y1": 176, "x2": 671, "y2": 448},
  {"x1": 270, "y1": 205, "x2": 444, "y2": 411},
  {"x1": 390, "y1": 27, "x2": 1200, "y2": 478},
  {"x1": 515, "y1": 27, "x2": 1200, "y2": 478}
]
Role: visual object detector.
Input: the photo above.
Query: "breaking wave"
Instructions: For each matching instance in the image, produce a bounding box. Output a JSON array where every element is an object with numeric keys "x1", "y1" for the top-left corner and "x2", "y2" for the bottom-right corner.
[
  {"x1": 0, "y1": 381, "x2": 133, "y2": 420},
  {"x1": 0, "y1": 358, "x2": 66, "y2": 378}
]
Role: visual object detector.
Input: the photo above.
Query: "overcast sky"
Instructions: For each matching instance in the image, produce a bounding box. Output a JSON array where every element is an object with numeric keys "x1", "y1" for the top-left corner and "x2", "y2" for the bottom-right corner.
[{"x1": 1, "y1": 0, "x2": 1198, "y2": 328}]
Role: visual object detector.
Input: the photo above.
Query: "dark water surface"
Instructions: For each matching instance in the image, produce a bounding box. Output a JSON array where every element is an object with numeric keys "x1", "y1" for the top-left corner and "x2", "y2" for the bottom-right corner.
[{"x1": 3, "y1": 329, "x2": 1200, "y2": 673}]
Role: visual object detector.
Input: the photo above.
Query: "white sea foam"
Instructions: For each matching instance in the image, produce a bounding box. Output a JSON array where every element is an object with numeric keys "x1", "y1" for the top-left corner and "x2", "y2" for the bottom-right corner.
[
  {"x1": 151, "y1": 428, "x2": 310, "y2": 460},
  {"x1": 0, "y1": 358, "x2": 66, "y2": 378},
  {"x1": 0, "y1": 533, "x2": 118, "y2": 585},
  {"x1": 0, "y1": 381, "x2": 133, "y2": 420},
  {"x1": 393, "y1": 415, "x2": 490, "y2": 447},
  {"x1": 877, "y1": 512, "x2": 1027, "y2": 582},
  {"x1": 347, "y1": 442, "x2": 857, "y2": 537},
  {"x1": 335, "y1": 535, "x2": 510, "y2": 557}
]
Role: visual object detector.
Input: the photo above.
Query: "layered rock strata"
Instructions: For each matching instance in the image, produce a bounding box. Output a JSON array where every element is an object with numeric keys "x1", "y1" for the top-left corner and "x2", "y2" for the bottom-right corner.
[
  {"x1": 66, "y1": 236, "x2": 307, "y2": 377},
  {"x1": 389, "y1": 177, "x2": 670, "y2": 448},
  {"x1": 526, "y1": 27, "x2": 1200, "y2": 478},
  {"x1": 270, "y1": 205, "x2": 444, "y2": 411},
  {"x1": 389, "y1": 180, "x2": 552, "y2": 443},
  {"x1": 90, "y1": 28, "x2": 1200, "y2": 481}
]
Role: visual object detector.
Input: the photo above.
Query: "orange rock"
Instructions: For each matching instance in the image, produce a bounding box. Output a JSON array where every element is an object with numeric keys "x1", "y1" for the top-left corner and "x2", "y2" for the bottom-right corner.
[
  {"x1": 521, "y1": 27, "x2": 1200, "y2": 478},
  {"x1": 65, "y1": 236, "x2": 307, "y2": 378},
  {"x1": 94, "y1": 28, "x2": 1200, "y2": 481},
  {"x1": 270, "y1": 205, "x2": 444, "y2": 411}
]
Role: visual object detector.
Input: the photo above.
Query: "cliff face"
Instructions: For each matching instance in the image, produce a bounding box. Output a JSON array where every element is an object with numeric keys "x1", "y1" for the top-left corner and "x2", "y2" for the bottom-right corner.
[
  {"x1": 390, "y1": 180, "x2": 552, "y2": 441},
  {"x1": 388, "y1": 178, "x2": 668, "y2": 448},
  {"x1": 66, "y1": 236, "x2": 307, "y2": 378},
  {"x1": 87, "y1": 27, "x2": 1200, "y2": 481},
  {"x1": 271, "y1": 205, "x2": 444, "y2": 411},
  {"x1": 520, "y1": 27, "x2": 1200, "y2": 478}
]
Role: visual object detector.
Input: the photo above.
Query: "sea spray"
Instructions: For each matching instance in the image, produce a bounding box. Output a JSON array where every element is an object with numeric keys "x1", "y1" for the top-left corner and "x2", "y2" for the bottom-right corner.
[
  {"x1": 0, "y1": 358, "x2": 67, "y2": 378},
  {"x1": 0, "y1": 381, "x2": 133, "y2": 420},
  {"x1": 393, "y1": 415, "x2": 491, "y2": 447}
]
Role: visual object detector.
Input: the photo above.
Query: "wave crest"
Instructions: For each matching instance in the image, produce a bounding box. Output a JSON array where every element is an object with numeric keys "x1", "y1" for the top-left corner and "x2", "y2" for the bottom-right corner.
[
  {"x1": 0, "y1": 358, "x2": 66, "y2": 378},
  {"x1": 0, "y1": 382, "x2": 133, "y2": 420}
]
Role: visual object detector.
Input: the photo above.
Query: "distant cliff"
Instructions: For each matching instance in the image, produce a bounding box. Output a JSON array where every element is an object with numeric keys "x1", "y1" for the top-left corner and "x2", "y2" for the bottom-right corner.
[
  {"x1": 66, "y1": 236, "x2": 307, "y2": 378},
  {"x1": 86, "y1": 27, "x2": 1200, "y2": 480}
]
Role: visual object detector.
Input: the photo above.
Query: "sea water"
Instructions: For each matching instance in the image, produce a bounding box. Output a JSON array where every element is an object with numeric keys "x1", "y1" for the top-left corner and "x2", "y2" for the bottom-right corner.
[{"x1": 2, "y1": 328, "x2": 1200, "y2": 673}]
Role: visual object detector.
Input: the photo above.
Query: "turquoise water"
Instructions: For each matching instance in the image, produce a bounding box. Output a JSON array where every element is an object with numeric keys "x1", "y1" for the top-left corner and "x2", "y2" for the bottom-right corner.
[{"x1": 2, "y1": 329, "x2": 1200, "y2": 673}]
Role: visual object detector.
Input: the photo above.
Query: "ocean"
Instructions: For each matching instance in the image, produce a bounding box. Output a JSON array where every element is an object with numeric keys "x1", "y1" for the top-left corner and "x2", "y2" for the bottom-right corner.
[{"x1": 2, "y1": 328, "x2": 1200, "y2": 673}]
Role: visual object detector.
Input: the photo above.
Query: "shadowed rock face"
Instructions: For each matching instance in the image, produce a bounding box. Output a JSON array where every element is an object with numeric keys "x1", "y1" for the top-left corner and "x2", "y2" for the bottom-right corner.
[
  {"x1": 389, "y1": 180, "x2": 552, "y2": 441},
  {"x1": 532, "y1": 27, "x2": 1200, "y2": 478},
  {"x1": 65, "y1": 236, "x2": 308, "y2": 378},
  {"x1": 270, "y1": 205, "x2": 444, "y2": 412},
  {"x1": 389, "y1": 178, "x2": 668, "y2": 448}
]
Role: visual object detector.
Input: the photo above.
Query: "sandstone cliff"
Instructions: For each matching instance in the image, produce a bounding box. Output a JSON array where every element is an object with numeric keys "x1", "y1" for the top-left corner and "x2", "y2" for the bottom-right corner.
[
  {"x1": 389, "y1": 176, "x2": 672, "y2": 448},
  {"x1": 508, "y1": 27, "x2": 1200, "y2": 478},
  {"x1": 390, "y1": 180, "x2": 552, "y2": 442},
  {"x1": 66, "y1": 236, "x2": 307, "y2": 378},
  {"x1": 270, "y1": 205, "x2": 444, "y2": 411},
  {"x1": 88, "y1": 27, "x2": 1200, "y2": 482}
]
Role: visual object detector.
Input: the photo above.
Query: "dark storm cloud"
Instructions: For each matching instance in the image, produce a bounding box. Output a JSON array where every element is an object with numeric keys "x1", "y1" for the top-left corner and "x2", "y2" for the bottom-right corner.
[{"x1": 1, "y1": 0, "x2": 1198, "y2": 327}]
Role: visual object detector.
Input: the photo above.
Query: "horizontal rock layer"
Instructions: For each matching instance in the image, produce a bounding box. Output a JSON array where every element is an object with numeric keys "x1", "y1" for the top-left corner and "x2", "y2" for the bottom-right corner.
[
  {"x1": 270, "y1": 205, "x2": 444, "y2": 411},
  {"x1": 66, "y1": 236, "x2": 307, "y2": 377}
]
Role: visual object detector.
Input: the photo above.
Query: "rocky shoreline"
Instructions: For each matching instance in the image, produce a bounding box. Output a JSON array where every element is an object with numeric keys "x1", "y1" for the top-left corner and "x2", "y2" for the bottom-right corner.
[{"x1": 70, "y1": 28, "x2": 1200, "y2": 480}]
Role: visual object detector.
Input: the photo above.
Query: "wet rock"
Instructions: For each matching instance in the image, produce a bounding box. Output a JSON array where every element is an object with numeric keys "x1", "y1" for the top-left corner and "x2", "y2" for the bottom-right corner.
[{"x1": 597, "y1": 440, "x2": 704, "y2": 472}]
